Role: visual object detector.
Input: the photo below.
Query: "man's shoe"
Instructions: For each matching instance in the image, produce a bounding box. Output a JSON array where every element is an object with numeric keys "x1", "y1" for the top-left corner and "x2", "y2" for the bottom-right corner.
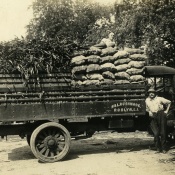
[{"x1": 149, "y1": 145, "x2": 156, "y2": 151}]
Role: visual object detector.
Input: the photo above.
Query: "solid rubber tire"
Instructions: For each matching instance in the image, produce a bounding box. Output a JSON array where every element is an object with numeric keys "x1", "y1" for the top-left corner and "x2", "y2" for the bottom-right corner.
[{"x1": 30, "y1": 122, "x2": 71, "y2": 163}]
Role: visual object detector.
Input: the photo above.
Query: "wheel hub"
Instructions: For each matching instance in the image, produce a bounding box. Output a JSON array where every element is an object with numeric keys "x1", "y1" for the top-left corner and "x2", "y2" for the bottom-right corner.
[
  {"x1": 44, "y1": 136, "x2": 57, "y2": 149},
  {"x1": 48, "y1": 139, "x2": 55, "y2": 146}
]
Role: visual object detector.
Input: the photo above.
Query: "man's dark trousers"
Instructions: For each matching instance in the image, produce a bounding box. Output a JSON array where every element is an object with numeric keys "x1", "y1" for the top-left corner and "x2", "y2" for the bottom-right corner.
[{"x1": 150, "y1": 110, "x2": 167, "y2": 151}]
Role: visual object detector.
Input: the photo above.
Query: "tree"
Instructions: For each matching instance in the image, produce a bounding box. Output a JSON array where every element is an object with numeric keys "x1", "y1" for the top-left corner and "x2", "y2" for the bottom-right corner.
[
  {"x1": 0, "y1": 0, "x2": 113, "y2": 77},
  {"x1": 26, "y1": 0, "x2": 109, "y2": 44},
  {"x1": 112, "y1": 0, "x2": 175, "y2": 66}
]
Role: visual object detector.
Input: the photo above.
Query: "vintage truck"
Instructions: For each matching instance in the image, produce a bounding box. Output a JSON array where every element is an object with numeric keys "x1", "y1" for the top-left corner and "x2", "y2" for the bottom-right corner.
[{"x1": 0, "y1": 65, "x2": 175, "y2": 162}]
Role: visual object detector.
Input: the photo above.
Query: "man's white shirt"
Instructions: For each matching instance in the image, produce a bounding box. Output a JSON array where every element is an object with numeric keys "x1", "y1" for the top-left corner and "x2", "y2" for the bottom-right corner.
[{"x1": 145, "y1": 96, "x2": 171, "y2": 117}]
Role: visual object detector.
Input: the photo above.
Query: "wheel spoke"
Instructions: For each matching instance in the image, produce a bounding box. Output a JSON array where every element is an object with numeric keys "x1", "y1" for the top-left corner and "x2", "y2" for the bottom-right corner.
[
  {"x1": 42, "y1": 131, "x2": 48, "y2": 137},
  {"x1": 36, "y1": 139, "x2": 44, "y2": 144},
  {"x1": 56, "y1": 147, "x2": 60, "y2": 154},
  {"x1": 57, "y1": 135, "x2": 64, "y2": 141},
  {"x1": 40, "y1": 147, "x2": 47, "y2": 154},
  {"x1": 50, "y1": 151, "x2": 54, "y2": 157},
  {"x1": 59, "y1": 142, "x2": 65, "y2": 147},
  {"x1": 51, "y1": 130, "x2": 57, "y2": 136},
  {"x1": 45, "y1": 149, "x2": 50, "y2": 157},
  {"x1": 55, "y1": 133, "x2": 60, "y2": 138},
  {"x1": 58, "y1": 145, "x2": 64, "y2": 151},
  {"x1": 56, "y1": 139, "x2": 65, "y2": 145},
  {"x1": 47, "y1": 129, "x2": 52, "y2": 136},
  {"x1": 38, "y1": 134, "x2": 46, "y2": 140},
  {"x1": 38, "y1": 143, "x2": 45, "y2": 149}
]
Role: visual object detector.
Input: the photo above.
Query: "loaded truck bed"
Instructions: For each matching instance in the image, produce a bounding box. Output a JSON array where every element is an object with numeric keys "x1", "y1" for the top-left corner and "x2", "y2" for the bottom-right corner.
[{"x1": 0, "y1": 73, "x2": 146, "y2": 122}]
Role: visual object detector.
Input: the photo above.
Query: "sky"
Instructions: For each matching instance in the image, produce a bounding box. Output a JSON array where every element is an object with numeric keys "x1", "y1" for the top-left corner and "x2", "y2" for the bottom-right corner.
[
  {"x1": 0, "y1": 0, "x2": 117, "y2": 42},
  {"x1": 0, "y1": 0, "x2": 34, "y2": 41}
]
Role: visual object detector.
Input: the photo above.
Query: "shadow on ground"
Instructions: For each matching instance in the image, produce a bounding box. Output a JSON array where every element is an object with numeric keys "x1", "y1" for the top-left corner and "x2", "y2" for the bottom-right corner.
[
  {"x1": 7, "y1": 136, "x2": 175, "y2": 162},
  {"x1": 8, "y1": 145, "x2": 35, "y2": 161},
  {"x1": 7, "y1": 137, "x2": 153, "y2": 161}
]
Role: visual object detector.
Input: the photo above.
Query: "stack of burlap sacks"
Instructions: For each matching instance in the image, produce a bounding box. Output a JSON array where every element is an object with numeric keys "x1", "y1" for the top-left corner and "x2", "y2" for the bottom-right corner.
[{"x1": 71, "y1": 47, "x2": 147, "y2": 87}]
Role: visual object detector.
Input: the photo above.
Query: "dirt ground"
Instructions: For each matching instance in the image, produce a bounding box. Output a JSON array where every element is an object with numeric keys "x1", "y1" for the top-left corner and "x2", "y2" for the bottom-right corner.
[{"x1": 0, "y1": 131, "x2": 175, "y2": 175}]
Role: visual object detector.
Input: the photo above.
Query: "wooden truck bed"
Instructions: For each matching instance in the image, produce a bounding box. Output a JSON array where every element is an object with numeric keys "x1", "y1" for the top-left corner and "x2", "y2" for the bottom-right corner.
[{"x1": 0, "y1": 73, "x2": 146, "y2": 122}]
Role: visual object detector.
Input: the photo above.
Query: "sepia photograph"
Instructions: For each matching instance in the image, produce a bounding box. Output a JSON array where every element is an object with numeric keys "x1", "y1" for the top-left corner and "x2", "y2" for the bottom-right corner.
[{"x1": 0, "y1": 0, "x2": 175, "y2": 174}]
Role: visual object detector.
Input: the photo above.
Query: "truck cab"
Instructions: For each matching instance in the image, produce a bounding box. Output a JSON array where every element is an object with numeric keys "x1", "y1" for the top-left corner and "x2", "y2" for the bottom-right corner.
[{"x1": 144, "y1": 66, "x2": 175, "y2": 138}]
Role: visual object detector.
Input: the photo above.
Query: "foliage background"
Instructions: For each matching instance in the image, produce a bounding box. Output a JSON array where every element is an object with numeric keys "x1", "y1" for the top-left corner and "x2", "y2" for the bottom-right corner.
[{"x1": 0, "y1": 0, "x2": 175, "y2": 78}]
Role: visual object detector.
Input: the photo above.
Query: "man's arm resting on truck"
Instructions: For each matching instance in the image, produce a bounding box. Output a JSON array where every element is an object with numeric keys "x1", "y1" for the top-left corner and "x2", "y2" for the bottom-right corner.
[{"x1": 164, "y1": 102, "x2": 171, "y2": 114}]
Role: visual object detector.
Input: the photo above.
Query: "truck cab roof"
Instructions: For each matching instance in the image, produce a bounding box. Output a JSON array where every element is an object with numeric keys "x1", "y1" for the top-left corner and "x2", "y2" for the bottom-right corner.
[{"x1": 144, "y1": 66, "x2": 175, "y2": 77}]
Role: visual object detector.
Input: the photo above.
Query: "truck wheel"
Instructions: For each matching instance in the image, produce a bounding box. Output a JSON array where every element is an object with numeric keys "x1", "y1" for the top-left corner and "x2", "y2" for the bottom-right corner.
[{"x1": 30, "y1": 122, "x2": 71, "y2": 163}]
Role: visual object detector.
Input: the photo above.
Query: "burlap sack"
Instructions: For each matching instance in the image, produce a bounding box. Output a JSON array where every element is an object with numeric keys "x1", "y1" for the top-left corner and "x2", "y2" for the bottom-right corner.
[
  {"x1": 100, "y1": 79, "x2": 114, "y2": 85},
  {"x1": 71, "y1": 80, "x2": 83, "y2": 87},
  {"x1": 71, "y1": 55, "x2": 87, "y2": 66},
  {"x1": 83, "y1": 80, "x2": 100, "y2": 86},
  {"x1": 102, "y1": 71, "x2": 115, "y2": 80},
  {"x1": 115, "y1": 64, "x2": 129, "y2": 72},
  {"x1": 115, "y1": 72, "x2": 130, "y2": 80},
  {"x1": 89, "y1": 46, "x2": 102, "y2": 55},
  {"x1": 130, "y1": 75, "x2": 145, "y2": 82},
  {"x1": 114, "y1": 80, "x2": 130, "y2": 84},
  {"x1": 89, "y1": 46, "x2": 101, "y2": 53},
  {"x1": 113, "y1": 50, "x2": 129, "y2": 60},
  {"x1": 126, "y1": 68, "x2": 144, "y2": 75},
  {"x1": 72, "y1": 65, "x2": 87, "y2": 74},
  {"x1": 101, "y1": 47, "x2": 117, "y2": 56},
  {"x1": 72, "y1": 50, "x2": 86, "y2": 57},
  {"x1": 87, "y1": 73, "x2": 104, "y2": 80},
  {"x1": 86, "y1": 55, "x2": 101, "y2": 64},
  {"x1": 114, "y1": 58, "x2": 131, "y2": 65},
  {"x1": 71, "y1": 80, "x2": 76, "y2": 86},
  {"x1": 73, "y1": 74, "x2": 87, "y2": 81},
  {"x1": 92, "y1": 42, "x2": 106, "y2": 49},
  {"x1": 101, "y1": 63, "x2": 116, "y2": 72},
  {"x1": 86, "y1": 64, "x2": 101, "y2": 73},
  {"x1": 124, "y1": 47, "x2": 144, "y2": 54},
  {"x1": 100, "y1": 56, "x2": 115, "y2": 64},
  {"x1": 128, "y1": 61, "x2": 145, "y2": 68},
  {"x1": 72, "y1": 49, "x2": 97, "y2": 57},
  {"x1": 130, "y1": 54, "x2": 147, "y2": 61}
]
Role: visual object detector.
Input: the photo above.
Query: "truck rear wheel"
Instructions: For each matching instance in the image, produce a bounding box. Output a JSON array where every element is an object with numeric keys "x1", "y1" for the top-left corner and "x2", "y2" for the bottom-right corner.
[{"x1": 30, "y1": 122, "x2": 71, "y2": 163}]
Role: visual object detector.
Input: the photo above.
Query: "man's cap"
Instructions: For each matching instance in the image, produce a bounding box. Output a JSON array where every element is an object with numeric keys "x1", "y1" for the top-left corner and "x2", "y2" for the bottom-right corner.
[{"x1": 148, "y1": 88, "x2": 156, "y2": 93}]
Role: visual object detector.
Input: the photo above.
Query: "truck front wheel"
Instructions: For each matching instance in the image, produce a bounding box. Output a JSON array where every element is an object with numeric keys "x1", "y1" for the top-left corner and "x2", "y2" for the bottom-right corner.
[{"x1": 30, "y1": 122, "x2": 71, "y2": 163}]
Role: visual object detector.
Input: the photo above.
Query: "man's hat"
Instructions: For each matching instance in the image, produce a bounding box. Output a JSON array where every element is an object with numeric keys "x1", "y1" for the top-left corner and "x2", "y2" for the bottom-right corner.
[{"x1": 148, "y1": 88, "x2": 156, "y2": 93}]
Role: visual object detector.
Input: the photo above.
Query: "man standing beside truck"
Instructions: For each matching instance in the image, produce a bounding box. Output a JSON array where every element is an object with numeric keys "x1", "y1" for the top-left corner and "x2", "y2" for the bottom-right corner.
[{"x1": 145, "y1": 88, "x2": 171, "y2": 153}]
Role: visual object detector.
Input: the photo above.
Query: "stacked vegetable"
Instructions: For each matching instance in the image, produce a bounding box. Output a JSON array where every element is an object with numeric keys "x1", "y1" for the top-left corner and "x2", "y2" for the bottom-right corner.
[{"x1": 71, "y1": 47, "x2": 147, "y2": 87}]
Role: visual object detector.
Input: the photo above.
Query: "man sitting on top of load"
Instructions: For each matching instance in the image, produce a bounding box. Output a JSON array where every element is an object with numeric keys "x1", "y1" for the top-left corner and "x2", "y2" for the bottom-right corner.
[
  {"x1": 100, "y1": 32, "x2": 116, "y2": 48},
  {"x1": 93, "y1": 32, "x2": 117, "y2": 49}
]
